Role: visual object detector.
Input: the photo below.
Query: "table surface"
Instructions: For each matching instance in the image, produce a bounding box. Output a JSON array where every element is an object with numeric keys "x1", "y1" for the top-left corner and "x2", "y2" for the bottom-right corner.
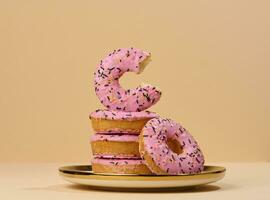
[{"x1": 0, "y1": 162, "x2": 269, "y2": 200}]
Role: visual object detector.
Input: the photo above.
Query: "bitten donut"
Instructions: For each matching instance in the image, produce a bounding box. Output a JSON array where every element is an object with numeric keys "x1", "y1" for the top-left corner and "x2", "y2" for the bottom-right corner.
[
  {"x1": 92, "y1": 157, "x2": 153, "y2": 175},
  {"x1": 94, "y1": 47, "x2": 161, "y2": 112},
  {"x1": 90, "y1": 109, "x2": 158, "y2": 134},
  {"x1": 91, "y1": 134, "x2": 140, "y2": 157},
  {"x1": 139, "y1": 118, "x2": 204, "y2": 175}
]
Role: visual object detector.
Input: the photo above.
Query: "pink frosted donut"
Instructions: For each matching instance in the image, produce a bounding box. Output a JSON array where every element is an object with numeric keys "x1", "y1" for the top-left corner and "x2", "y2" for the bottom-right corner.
[
  {"x1": 90, "y1": 109, "x2": 159, "y2": 134},
  {"x1": 92, "y1": 157, "x2": 153, "y2": 175},
  {"x1": 91, "y1": 134, "x2": 141, "y2": 158},
  {"x1": 94, "y1": 47, "x2": 161, "y2": 112},
  {"x1": 139, "y1": 118, "x2": 204, "y2": 175}
]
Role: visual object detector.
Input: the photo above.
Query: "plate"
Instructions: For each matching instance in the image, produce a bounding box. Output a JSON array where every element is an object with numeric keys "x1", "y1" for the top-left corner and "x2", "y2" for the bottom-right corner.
[{"x1": 59, "y1": 165, "x2": 226, "y2": 189}]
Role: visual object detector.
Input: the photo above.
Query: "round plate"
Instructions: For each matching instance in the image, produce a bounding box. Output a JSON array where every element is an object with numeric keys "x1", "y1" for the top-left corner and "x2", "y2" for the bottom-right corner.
[{"x1": 59, "y1": 165, "x2": 226, "y2": 189}]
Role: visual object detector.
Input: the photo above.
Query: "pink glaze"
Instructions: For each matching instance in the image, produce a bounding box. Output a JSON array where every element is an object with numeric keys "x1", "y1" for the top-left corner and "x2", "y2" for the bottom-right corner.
[
  {"x1": 140, "y1": 118, "x2": 204, "y2": 175},
  {"x1": 92, "y1": 157, "x2": 145, "y2": 165},
  {"x1": 95, "y1": 131, "x2": 139, "y2": 134},
  {"x1": 94, "y1": 48, "x2": 161, "y2": 112},
  {"x1": 91, "y1": 134, "x2": 138, "y2": 142},
  {"x1": 93, "y1": 155, "x2": 140, "y2": 159},
  {"x1": 90, "y1": 109, "x2": 158, "y2": 121}
]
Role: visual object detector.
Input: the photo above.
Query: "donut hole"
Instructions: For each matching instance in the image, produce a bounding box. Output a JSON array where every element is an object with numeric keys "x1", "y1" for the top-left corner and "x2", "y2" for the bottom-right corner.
[
  {"x1": 166, "y1": 138, "x2": 183, "y2": 155},
  {"x1": 120, "y1": 55, "x2": 152, "y2": 90}
]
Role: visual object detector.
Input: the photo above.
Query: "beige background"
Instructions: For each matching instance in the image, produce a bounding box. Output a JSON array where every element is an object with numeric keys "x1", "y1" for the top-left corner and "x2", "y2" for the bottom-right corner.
[{"x1": 0, "y1": 0, "x2": 269, "y2": 162}]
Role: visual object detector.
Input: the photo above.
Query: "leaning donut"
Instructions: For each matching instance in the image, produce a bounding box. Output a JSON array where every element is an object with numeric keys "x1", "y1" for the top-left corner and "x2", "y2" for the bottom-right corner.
[
  {"x1": 139, "y1": 118, "x2": 204, "y2": 175},
  {"x1": 94, "y1": 47, "x2": 161, "y2": 112}
]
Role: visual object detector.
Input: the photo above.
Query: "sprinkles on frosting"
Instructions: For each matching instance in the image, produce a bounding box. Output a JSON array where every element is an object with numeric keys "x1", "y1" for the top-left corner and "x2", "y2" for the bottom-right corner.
[
  {"x1": 90, "y1": 109, "x2": 158, "y2": 121},
  {"x1": 91, "y1": 133, "x2": 139, "y2": 142},
  {"x1": 92, "y1": 157, "x2": 145, "y2": 166},
  {"x1": 94, "y1": 48, "x2": 161, "y2": 112}
]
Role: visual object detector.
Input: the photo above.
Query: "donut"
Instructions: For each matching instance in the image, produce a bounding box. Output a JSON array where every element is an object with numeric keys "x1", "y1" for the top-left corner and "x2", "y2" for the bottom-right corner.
[
  {"x1": 139, "y1": 118, "x2": 204, "y2": 175},
  {"x1": 90, "y1": 134, "x2": 140, "y2": 157},
  {"x1": 90, "y1": 109, "x2": 158, "y2": 134},
  {"x1": 94, "y1": 47, "x2": 161, "y2": 112},
  {"x1": 92, "y1": 157, "x2": 153, "y2": 175}
]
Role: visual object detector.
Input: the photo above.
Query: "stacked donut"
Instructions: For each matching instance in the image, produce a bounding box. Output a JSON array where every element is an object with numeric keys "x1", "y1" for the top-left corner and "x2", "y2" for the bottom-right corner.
[{"x1": 89, "y1": 48, "x2": 205, "y2": 175}]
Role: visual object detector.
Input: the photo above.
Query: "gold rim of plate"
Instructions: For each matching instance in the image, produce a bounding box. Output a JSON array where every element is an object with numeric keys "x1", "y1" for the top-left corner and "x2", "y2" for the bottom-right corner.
[{"x1": 59, "y1": 165, "x2": 226, "y2": 181}]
